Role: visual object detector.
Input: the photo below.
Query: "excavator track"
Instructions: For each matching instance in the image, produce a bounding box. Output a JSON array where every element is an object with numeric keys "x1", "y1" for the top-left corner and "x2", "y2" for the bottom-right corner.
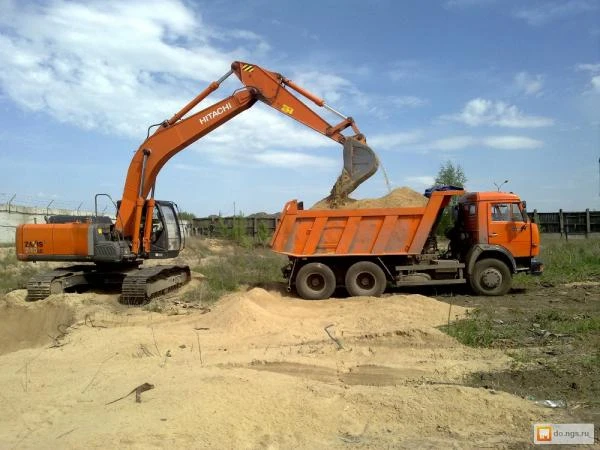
[
  {"x1": 121, "y1": 265, "x2": 191, "y2": 304},
  {"x1": 26, "y1": 264, "x2": 190, "y2": 303},
  {"x1": 26, "y1": 266, "x2": 96, "y2": 301}
]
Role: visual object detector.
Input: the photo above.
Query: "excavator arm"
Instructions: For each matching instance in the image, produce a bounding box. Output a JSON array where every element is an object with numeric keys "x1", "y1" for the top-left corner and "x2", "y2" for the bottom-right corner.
[{"x1": 116, "y1": 61, "x2": 379, "y2": 255}]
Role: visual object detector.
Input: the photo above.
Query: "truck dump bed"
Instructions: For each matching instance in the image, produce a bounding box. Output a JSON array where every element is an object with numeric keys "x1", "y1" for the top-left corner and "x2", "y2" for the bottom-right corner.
[{"x1": 271, "y1": 190, "x2": 463, "y2": 257}]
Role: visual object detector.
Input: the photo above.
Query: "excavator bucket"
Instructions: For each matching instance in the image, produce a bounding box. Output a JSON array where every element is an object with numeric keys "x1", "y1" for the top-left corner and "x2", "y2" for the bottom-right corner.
[{"x1": 329, "y1": 137, "x2": 379, "y2": 206}]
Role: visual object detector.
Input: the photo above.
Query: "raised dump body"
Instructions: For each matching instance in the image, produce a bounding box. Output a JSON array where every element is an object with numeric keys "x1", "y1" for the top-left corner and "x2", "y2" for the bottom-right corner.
[
  {"x1": 271, "y1": 189, "x2": 542, "y2": 300},
  {"x1": 271, "y1": 190, "x2": 458, "y2": 257}
]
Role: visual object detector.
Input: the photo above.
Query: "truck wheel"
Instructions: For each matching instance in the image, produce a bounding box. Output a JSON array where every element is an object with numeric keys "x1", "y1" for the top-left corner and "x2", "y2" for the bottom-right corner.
[
  {"x1": 295, "y1": 262, "x2": 336, "y2": 300},
  {"x1": 470, "y1": 258, "x2": 511, "y2": 296},
  {"x1": 345, "y1": 261, "x2": 387, "y2": 297}
]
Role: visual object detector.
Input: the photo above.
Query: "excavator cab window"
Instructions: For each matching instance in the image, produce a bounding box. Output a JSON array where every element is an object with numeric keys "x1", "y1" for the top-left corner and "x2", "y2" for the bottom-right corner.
[
  {"x1": 150, "y1": 208, "x2": 164, "y2": 243},
  {"x1": 148, "y1": 201, "x2": 183, "y2": 258}
]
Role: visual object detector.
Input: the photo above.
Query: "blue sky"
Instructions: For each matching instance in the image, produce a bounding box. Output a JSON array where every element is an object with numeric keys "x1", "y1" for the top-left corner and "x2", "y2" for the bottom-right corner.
[{"x1": 0, "y1": 0, "x2": 599, "y2": 216}]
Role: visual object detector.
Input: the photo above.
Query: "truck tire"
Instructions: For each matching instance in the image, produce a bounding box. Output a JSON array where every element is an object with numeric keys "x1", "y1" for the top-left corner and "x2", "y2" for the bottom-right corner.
[
  {"x1": 345, "y1": 261, "x2": 387, "y2": 297},
  {"x1": 469, "y1": 258, "x2": 511, "y2": 296},
  {"x1": 295, "y1": 262, "x2": 336, "y2": 300}
]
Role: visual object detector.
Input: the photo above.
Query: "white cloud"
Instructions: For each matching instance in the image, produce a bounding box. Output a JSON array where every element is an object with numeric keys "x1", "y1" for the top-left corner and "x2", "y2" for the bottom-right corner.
[
  {"x1": 291, "y1": 71, "x2": 426, "y2": 120},
  {"x1": 514, "y1": 1, "x2": 598, "y2": 26},
  {"x1": 369, "y1": 130, "x2": 543, "y2": 152},
  {"x1": 514, "y1": 72, "x2": 544, "y2": 95},
  {"x1": 445, "y1": 98, "x2": 554, "y2": 128},
  {"x1": 577, "y1": 63, "x2": 600, "y2": 72},
  {"x1": 576, "y1": 63, "x2": 600, "y2": 93},
  {"x1": 368, "y1": 131, "x2": 424, "y2": 150},
  {"x1": 481, "y1": 136, "x2": 543, "y2": 149},
  {"x1": 0, "y1": 0, "x2": 262, "y2": 135},
  {"x1": 291, "y1": 71, "x2": 355, "y2": 104},
  {"x1": 387, "y1": 60, "x2": 423, "y2": 82},
  {"x1": 423, "y1": 135, "x2": 543, "y2": 151},
  {"x1": 0, "y1": 0, "x2": 359, "y2": 170},
  {"x1": 389, "y1": 96, "x2": 428, "y2": 108},
  {"x1": 429, "y1": 136, "x2": 477, "y2": 150},
  {"x1": 252, "y1": 151, "x2": 336, "y2": 169}
]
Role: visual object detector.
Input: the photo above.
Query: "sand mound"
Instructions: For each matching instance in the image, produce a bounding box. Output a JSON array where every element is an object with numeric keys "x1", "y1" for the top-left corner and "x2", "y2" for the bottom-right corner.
[
  {"x1": 0, "y1": 289, "x2": 553, "y2": 448},
  {"x1": 312, "y1": 186, "x2": 428, "y2": 209},
  {"x1": 0, "y1": 295, "x2": 76, "y2": 355},
  {"x1": 208, "y1": 288, "x2": 291, "y2": 336}
]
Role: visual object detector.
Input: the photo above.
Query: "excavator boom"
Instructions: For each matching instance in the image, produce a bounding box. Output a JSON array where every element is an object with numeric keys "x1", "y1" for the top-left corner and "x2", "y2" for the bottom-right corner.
[{"x1": 118, "y1": 61, "x2": 378, "y2": 254}]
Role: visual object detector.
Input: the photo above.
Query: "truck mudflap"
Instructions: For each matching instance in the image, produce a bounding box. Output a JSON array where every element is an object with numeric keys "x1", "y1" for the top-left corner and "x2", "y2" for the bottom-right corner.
[{"x1": 530, "y1": 258, "x2": 544, "y2": 276}]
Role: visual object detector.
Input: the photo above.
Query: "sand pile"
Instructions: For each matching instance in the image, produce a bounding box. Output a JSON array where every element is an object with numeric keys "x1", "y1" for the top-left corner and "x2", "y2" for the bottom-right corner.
[
  {"x1": 312, "y1": 186, "x2": 428, "y2": 210},
  {"x1": 0, "y1": 289, "x2": 554, "y2": 448},
  {"x1": 207, "y1": 289, "x2": 292, "y2": 336},
  {"x1": 0, "y1": 294, "x2": 75, "y2": 355}
]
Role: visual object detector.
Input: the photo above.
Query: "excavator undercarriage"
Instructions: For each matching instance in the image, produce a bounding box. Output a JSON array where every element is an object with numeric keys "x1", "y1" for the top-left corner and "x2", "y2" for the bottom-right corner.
[{"x1": 25, "y1": 263, "x2": 191, "y2": 304}]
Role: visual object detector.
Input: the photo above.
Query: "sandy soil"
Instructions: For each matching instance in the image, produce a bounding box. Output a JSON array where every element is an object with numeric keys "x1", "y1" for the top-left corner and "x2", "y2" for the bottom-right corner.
[
  {"x1": 311, "y1": 187, "x2": 428, "y2": 210},
  {"x1": 0, "y1": 287, "x2": 554, "y2": 449}
]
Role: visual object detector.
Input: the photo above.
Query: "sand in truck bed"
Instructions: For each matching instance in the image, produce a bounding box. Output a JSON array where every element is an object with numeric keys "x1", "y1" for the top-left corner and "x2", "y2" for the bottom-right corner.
[{"x1": 311, "y1": 186, "x2": 428, "y2": 209}]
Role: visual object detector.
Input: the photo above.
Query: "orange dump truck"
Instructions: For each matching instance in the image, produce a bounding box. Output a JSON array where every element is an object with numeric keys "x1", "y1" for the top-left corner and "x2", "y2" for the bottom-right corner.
[{"x1": 271, "y1": 188, "x2": 542, "y2": 299}]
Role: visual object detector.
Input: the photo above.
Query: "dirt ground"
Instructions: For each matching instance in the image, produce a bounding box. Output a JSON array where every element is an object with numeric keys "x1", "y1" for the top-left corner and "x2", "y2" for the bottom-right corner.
[
  {"x1": 1, "y1": 280, "x2": 569, "y2": 449},
  {"x1": 424, "y1": 281, "x2": 600, "y2": 441},
  {"x1": 1, "y1": 237, "x2": 598, "y2": 448}
]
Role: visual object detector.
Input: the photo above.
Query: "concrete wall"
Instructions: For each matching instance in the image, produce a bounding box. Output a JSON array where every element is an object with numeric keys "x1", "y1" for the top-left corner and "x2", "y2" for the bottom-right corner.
[{"x1": 0, "y1": 204, "x2": 98, "y2": 244}]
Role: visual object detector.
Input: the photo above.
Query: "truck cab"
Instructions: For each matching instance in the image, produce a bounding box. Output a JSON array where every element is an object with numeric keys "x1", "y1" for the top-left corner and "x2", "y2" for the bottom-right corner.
[{"x1": 449, "y1": 192, "x2": 542, "y2": 295}]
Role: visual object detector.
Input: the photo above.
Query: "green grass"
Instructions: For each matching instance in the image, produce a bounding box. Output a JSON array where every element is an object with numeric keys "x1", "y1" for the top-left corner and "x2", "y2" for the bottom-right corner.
[
  {"x1": 532, "y1": 310, "x2": 600, "y2": 335},
  {"x1": 444, "y1": 238, "x2": 600, "y2": 350},
  {"x1": 515, "y1": 236, "x2": 600, "y2": 287},
  {"x1": 441, "y1": 309, "x2": 529, "y2": 348},
  {"x1": 581, "y1": 350, "x2": 600, "y2": 369},
  {"x1": 0, "y1": 247, "x2": 43, "y2": 294},
  {"x1": 441, "y1": 310, "x2": 498, "y2": 347},
  {"x1": 443, "y1": 308, "x2": 600, "y2": 350},
  {"x1": 182, "y1": 245, "x2": 286, "y2": 305}
]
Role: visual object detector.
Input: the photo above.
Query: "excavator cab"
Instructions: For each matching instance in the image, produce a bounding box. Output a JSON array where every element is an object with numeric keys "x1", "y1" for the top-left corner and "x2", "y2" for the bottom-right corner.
[{"x1": 145, "y1": 201, "x2": 184, "y2": 259}]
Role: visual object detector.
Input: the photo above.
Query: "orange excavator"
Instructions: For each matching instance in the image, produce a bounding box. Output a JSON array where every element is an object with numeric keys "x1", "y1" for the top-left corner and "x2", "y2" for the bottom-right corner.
[{"x1": 16, "y1": 61, "x2": 378, "y2": 302}]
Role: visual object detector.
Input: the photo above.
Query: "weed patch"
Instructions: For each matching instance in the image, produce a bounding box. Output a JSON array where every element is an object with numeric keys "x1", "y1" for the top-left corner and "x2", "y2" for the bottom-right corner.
[
  {"x1": 0, "y1": 248, "x2": 44, "y2": 294},
  {"x1": 184, "y1": 246, "x2": 286, "y2": 305},
  {"x1": 514, "y1": 237, "x2": 600, "y2": 288}
]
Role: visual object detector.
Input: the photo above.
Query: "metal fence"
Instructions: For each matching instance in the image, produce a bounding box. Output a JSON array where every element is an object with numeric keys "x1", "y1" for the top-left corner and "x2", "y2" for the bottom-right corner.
[
  {"x1": 530, "y1": 209, "x2": 600, "y2": 237},
  {"x1": 191, "y1": 215, "x2": 280, "y2": 239},
  {"x1": 191, "y1": 209, "x2": 600, "y2": 240},
  {"x1": 0, "y1": 193, "x2": 113, "y2": 215}
]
